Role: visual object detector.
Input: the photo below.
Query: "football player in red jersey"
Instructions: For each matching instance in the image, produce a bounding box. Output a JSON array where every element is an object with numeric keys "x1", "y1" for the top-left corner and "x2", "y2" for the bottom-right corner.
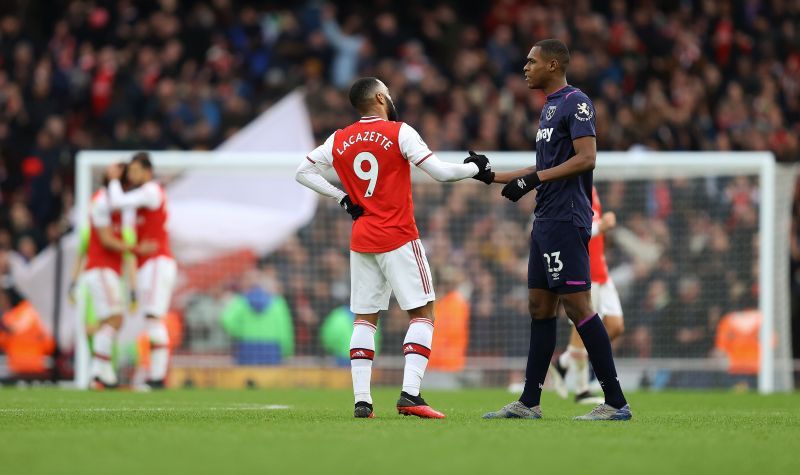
[
  {"x1": 550, "y1": 186, "x2": 625, "y2": 404},
  {"x1": 106, "y1": 153, "x2": 176, "y2": 389},
  {"x1": 296, "y1": 77, "x2": 494, "y2": 418},
  {"x1": 81, "y1": 166, "x2": 155, "y2": 388}
]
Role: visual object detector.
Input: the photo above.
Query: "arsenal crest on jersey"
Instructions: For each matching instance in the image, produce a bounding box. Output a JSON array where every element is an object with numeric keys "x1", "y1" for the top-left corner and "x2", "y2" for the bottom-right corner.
[{"x1": 545, "y1": 105, "x2": 557, "y2": 121}]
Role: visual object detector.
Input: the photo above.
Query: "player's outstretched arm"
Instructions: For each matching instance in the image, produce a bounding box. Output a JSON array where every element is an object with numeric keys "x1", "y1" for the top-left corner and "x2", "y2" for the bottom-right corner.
[
  {"x1": 536, "y1": 136, "x2": 596, "y2": 182},
  {"x1": 500, "y1": 136, "x2": 596, "y2": 202},
  {"x1": 97, "y1": 226, "x2": 132, "y2": 254},
  {"x1": 462, "y1": 151, "x2": 532, "y2": 184},
  {"x1": 295, "y1": 157, "x2": 363, "y2": 220},
  {"x1": 492, "y1": 166, "x2": 537, "y2": 184},
  {"x1": 398, "y1": 124, "x2": 486, "y2": 183},
  {"x1": 417, "y1": 153, "x2": 484, "y2": 182},
  {"x1": 107, "y1": 179, "x2": 161, "y2": 210}
]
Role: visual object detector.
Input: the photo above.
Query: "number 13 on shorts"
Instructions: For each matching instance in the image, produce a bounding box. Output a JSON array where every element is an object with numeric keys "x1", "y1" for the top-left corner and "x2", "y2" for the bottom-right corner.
[
  {"x1": 528, "y1": 220, "x2": 591, "y2": 293},
  {"x1": 543, "y1": 251, "x2": 563, "y2": 273}
]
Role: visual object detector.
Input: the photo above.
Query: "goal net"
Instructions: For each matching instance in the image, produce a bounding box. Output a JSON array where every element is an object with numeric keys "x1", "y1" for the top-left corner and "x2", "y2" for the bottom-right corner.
[{"x1": 73, "y1": 151, "x2": 796, "y2": 393}]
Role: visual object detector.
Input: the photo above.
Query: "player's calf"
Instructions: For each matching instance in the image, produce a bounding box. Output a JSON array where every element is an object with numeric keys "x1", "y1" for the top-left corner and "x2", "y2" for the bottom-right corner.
[
  {"x1": 90, "y1": 316, "x2": 123, "y2": 389},
  {"x1": 350, "y1": 318, "x2": 377, "y2": 407},
  {"x1": 604, "y1": 315, "x2": 625, "y2": 341},
  {"x1": 146, "y1": 317, "x2": 170, "y2": 387}
]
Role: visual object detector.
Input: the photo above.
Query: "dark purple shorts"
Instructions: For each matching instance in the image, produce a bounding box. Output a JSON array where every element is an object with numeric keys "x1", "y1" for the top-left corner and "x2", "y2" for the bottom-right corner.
[{"x1": 528, "y1": 220, "x2": 591, "y2": 294}]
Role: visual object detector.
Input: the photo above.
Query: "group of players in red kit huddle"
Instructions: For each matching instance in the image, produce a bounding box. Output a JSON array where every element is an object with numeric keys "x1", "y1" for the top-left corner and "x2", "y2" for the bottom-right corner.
[
  {"x1": 297, "y1": 39, "x2": 631, "y2": 421},
  {"x1": 76, "y1": 152, "x2": 176, "y2": 390}
]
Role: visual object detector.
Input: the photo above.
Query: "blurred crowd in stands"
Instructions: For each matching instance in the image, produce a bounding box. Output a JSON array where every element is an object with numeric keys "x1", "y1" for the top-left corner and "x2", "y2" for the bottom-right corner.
[{"x1": 0, "y1": 1, "x2": 799, "y2": 371}]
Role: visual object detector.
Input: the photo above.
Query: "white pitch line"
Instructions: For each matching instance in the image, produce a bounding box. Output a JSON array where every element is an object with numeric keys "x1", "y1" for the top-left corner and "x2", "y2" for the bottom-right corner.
[{"x1": 0, "y1": 405, "x2": 291, "y2": 413}]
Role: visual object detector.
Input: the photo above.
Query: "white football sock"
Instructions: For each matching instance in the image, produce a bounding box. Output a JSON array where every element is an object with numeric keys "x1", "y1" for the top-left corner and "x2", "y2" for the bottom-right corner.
[
  {"x1": 568, "y1": 345, "x2": 590, "y2": 394},
  {"x1": 558, "y1": 349, "x2": 571, "y2": 369},
  {"x1": 91, "y1": 324, "x2": 117, "y2": 385},
  {"x1": 401, "y1": 318, "x2": 434, "y2": 397},
  {"x1": 350, "y1": 320, "x2": 377, "y2": 404},
  {"x1": 147, "y1": 319, "x2": 170, "y2": 382}
]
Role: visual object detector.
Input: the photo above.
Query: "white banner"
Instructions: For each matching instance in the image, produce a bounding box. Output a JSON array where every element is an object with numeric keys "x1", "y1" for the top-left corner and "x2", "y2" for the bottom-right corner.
[{"x1": 10, "y1": 89, "x2": 319, "y2": 352}]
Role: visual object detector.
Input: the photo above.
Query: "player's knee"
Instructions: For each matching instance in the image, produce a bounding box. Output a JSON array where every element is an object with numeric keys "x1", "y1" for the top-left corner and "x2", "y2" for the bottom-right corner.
[
  {"x1": 355, "y1": 313, "x2": 380, "y2": 326},
  {"x1": 407, "y1": 302, "x2": 435, "y2": 322},
  {"x1": 528, "y1": 298, "x2": 552, "y2": 319},
  {"x1": 147, "y1": 319, "x2": 169, "y2": 345},
  {"x1": 105, "y1": 315, "x2": 123, "y2": 330},
  {"x1": 605, "y1": 317, "x2": 624, "y2": 339},
  {"x1": 561, "y1": 297, "x2": 592, "y2": 325}
]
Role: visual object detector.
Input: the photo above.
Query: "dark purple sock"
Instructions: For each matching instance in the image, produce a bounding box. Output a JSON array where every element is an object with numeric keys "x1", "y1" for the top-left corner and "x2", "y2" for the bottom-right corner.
[
  {"x1": 576, "y1": 314, "x2": 627, "y2": 408},
  {"x1": 519, "y1": 317, "x2": 557, "y2": 408}
]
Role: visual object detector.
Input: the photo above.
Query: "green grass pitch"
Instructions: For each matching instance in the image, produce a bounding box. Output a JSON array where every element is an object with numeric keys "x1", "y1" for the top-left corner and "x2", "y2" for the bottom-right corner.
[{"x1": 1, "y1": 388, "x2": 798, "y2": 475}]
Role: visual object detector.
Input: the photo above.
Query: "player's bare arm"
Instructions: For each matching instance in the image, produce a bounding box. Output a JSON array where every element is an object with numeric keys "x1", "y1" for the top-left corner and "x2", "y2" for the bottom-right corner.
[
  {"x1": 96, "y1": 226, "x2": 157, "y2": 255},
  {"x1": 500, "y1": 136, "x2": 595, "y2": 202},
  {"x1": 598, "y1": 211, "x2": 616, "y2": 234},
  {"x1": 536, "y1": 136, "x2": 596, "y2": 182},
  {"x1": 492, "y1": 165, "x2": 537, "y2": 184},
  {"x1": 96, "y1": 226, "x2": 130, "y2": 254},
  {"x1": 67, "y1": 250, "x2": 86, "y2": 304}
]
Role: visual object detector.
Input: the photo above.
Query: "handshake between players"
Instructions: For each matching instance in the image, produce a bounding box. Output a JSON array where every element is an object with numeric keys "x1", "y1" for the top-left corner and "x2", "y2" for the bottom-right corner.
[
  {"x1": 464, "y1": 150, "x2": 543, "y2": 201},
  {"x1": 339, "y1": 150, "x2": 526, "y2": 223}
]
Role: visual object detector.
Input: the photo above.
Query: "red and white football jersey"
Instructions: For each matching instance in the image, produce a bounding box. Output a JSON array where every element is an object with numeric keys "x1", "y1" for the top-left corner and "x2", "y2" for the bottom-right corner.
[
  {"x1": 134, "y1": 182, "x2": 172, "y2": 266},
  {"x1": 589, "y1": 186, "x2": 609, "y2": 284},
  {"x1": 85, "y1": 189, "x2": 124, "y2": 273},
  {"x1": 108, "y1": 179, "x2": 172, "y2": 266},
  {"x1": 307, "y1": 116, "x2": 433, "y2": 253}
]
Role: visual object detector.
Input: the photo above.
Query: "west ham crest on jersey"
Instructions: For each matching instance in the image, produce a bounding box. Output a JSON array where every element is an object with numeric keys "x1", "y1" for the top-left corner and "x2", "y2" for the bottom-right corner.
[
  {"x1": 545, "y1": 105, "x2": 557, "y2": 121},
  {"x1": 574, "y1": 102, "x2": 594, "y2": 121}
]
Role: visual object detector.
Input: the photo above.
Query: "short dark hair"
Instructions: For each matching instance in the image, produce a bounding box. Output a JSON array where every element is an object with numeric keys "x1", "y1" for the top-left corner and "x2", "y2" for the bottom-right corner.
[
  {"x1": 103, "y1": 162, "x2": 128, "y2": 187},
  {"x1": 349, "y1": 77, "x2": 382, "y2": 112},
  {"x1": 130, "y1": 151, "x2": 153, "y2": 170},
  {"x1": 535, "y1": 39, "x2": 570, "y2": 71}
]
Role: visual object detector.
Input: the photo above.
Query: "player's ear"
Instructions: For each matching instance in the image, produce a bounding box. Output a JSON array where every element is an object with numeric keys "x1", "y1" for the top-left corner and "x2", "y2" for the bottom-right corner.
[{"x1": 375, "y1": 92, "x2": 386, "y2": 106}]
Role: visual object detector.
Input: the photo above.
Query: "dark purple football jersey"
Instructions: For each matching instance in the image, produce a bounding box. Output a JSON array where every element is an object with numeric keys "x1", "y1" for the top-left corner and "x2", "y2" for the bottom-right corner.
[{"x1": 533, "y1": 85, "x2": 596, "y2": 229}]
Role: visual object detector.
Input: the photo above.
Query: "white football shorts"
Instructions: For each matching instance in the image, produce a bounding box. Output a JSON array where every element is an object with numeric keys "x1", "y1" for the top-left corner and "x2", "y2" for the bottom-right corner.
[
  {"x1": 350, "y1": 239, "x2": 435, "y2": 314},
  {"x1": 83, "y1": 268, "x2": 124, "y2": 320},
  {"x1": 591, "y1": 278, "x2": 623, "y2": 319},
  {"x1": 137, "y1": 255, "x2": 178, "y2": 318}
]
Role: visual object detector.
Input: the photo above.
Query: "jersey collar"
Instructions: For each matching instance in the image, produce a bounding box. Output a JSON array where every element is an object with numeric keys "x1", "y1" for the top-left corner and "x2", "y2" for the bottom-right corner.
[
  {"x1": 546, "y1": 84, "x2": 572, "y2": 100},
  {"x1": 359, "y1": 115, "x2": 385, "y2": 123}
]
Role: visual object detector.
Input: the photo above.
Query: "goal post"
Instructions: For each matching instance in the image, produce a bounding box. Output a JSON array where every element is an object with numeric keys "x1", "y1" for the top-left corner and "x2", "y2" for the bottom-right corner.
[{"x1": 73, "y1": 150, "x2": 796, "y2": 393}]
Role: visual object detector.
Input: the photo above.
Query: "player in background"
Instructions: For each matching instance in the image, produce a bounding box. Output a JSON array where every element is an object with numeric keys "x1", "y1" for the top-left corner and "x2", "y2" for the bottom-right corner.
[
  {"x1": 106, "y1": 153, "x2": 177, "y2": 389},
  {"x1": 550, "y1": 186, "x2": 625, "y2": 404},
  {"x1": 474, "y1": 39, "x2": 632, "y2": 420},
  {"x1": 70, "y1": 171, "x2": 140, "y2": 315},
  {"x1": 296, "y1": 77, "x2": 493, "y2": 419},
  {"x1": 76, "y1": 166, "x2": 155, "y2": 388}
]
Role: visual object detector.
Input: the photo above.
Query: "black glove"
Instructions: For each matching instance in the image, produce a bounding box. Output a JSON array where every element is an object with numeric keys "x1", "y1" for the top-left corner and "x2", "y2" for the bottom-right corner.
[
  {"x1": 339, "y1": 195, "x2": 364, "y2": 220},
  {"x1": 501, "y1": 172, "x2": 541, "y2": 202},
  {"x1": 463, "y1": 150, "x2": 494, "y2": 185}
]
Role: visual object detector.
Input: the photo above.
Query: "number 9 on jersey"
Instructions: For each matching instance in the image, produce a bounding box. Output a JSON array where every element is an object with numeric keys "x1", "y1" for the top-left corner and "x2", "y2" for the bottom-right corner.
[{"x1": 354, "y1": 152, "x2": 379, "y2": 197}]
